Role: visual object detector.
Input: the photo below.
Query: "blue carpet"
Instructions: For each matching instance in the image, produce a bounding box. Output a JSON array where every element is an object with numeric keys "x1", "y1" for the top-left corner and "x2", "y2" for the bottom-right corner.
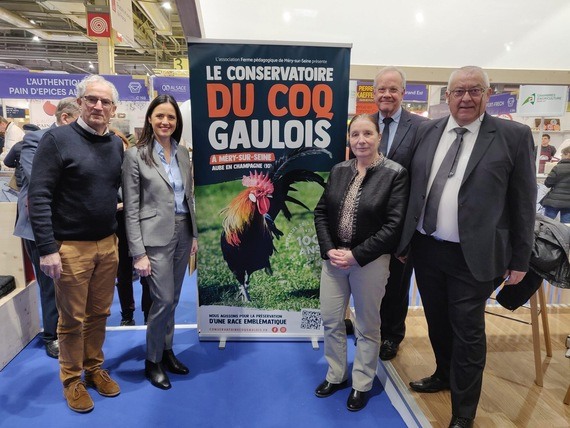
[
  {"x1": 16, "y1": 271, "x2": 412, "y2": 426},
  {"x1": 107, "y1": 271, "x2": 198, "y2": 327},
  {"x1": 0, "y1": 328, "x2": 407, "y2": 427}
]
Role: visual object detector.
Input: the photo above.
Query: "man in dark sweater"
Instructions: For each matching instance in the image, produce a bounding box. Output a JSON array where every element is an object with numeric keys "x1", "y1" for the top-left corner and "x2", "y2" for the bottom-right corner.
[{"x1": 29, "y1": 75, "x2": 124, "y2": 414}]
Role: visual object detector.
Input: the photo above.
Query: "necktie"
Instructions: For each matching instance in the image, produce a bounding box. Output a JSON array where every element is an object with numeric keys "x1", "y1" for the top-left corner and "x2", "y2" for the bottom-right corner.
[
  {"x1": 422, "y1": 127, "x2": 468, "y2": 236},
  {"x1": 379, "y1": 117, "x2": 394, "y2": 155}
]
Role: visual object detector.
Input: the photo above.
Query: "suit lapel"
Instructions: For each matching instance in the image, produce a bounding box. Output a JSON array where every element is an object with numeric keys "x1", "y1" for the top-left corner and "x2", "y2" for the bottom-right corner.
[
  {"x1": 177, "y1": 148, "x2": 190, "y2": 191},
  {"x1": 424, "y1": 117, "x2": 448, "y2": 181},
  {"x1": 462, "y1": 114, "x2": 495, "y2": 184},
  {"x1": 151, "y1": 147, "x2": 171, "y2": 187},
  {"x1": 388, "y1": 113, "x2": 410, "y2": 158}
]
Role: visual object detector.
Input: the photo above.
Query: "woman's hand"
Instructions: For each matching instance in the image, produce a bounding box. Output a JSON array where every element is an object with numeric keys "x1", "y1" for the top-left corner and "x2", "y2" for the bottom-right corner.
[
  {"x1": 134, "y1": 254, "x2": 151, "y2": 277},
  {"x1": 327, "y1": 248, "x2": 357, "y2": 270}
]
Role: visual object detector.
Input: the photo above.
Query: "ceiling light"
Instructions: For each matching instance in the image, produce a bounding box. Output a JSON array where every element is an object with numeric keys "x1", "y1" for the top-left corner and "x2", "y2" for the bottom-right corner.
[
  {"x1": 137, "y1": 1, "x2": 172, "y2": 35},
  {"x1": 32, "y1": 35, "x2": 40, "y2": 42},
  {"x1": 162, "y1": 2, "x2": 172, "y2": 11},
  {"x1": 29, "y1": 19, "x2": 36, "y2": 25}
]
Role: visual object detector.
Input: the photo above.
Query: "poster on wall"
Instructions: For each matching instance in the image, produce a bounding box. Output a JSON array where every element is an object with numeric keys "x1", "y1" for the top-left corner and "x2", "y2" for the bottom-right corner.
[{"x1": 188, "y1": 40, "x2": 350, "y2": 341}]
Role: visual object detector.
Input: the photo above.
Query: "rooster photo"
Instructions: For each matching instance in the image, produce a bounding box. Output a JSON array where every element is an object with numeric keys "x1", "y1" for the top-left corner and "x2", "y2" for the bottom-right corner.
[
  {"x1": 198, "y1": 147, "x2": 331, "y2": 309},
  {"x1": 189, "y1": 40, "x2": 350, "y2": 339}
]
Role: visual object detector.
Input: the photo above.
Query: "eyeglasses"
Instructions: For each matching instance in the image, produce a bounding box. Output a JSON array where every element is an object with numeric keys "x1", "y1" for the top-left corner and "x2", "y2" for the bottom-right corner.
[
  {"x1": 448, "y1": 87, "x2": 487, "y2": 98},
  {"x1": 375, "y1": 87, "x2": 402, "y2": 95},
  {"x1": 82, "y1": 95, "x2": 114, "y2": 108}
]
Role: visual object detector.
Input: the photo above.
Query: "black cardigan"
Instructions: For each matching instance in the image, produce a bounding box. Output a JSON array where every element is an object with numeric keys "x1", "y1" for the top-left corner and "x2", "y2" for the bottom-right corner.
[{"x1": 314, "y1": 157, "x2": 408, "y2": 267}]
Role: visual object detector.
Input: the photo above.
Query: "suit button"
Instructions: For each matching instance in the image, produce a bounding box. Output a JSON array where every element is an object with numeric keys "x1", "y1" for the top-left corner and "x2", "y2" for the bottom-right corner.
[
  {"x1": 414, "y1": 216, "x2": 419, "y2": 221},
  {"x1": 421, "y1": 194, "x2": 426, "y2": 199}
]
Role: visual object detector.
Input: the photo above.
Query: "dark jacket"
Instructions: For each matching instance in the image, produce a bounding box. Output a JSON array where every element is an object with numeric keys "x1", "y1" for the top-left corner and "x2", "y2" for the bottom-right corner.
[
  {"x1": 530, "y1": 214, "x2": 570, "y2": 288},
  {"x1": 314, "y1": 157, "x2": 408, "y2": 267},
  {"x1": 496, "y1": 214, "x2": 570, "y2": 309},
  {"x1": 3, "y1": 140, "x2": 23, "y2": 189},
  {"x1": 542, "y1": 159, "x2": 570, "y2": 209}
]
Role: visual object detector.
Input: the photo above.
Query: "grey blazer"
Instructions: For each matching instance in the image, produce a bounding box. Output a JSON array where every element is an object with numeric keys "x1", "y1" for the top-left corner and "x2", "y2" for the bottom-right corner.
[
  {"x1": 397, "y1": 113, "x2": 536, "y2": 281},
  {"x1": 14, "y1": 124, "x2": 56, "y2": 240},
  {"x1": 122, "y1": 143, "x2": 198, "y2": 257}
]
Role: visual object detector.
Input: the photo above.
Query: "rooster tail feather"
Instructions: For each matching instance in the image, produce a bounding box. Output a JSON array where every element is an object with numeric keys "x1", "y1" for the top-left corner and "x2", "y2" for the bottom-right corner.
[
  {"x1": 271, "y1": 147, "x2": 332, "y2": 182},
  {"x1": 285, "y1": 195, "x2": 311, "y2": 212},
  {"x1": 264, "y1": 214, "x2": 284, "y2": 239}
]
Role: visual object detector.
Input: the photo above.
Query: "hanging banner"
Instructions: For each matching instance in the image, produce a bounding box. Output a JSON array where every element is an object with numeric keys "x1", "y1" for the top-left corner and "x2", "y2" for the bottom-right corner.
[
  {"x1": 110, "y1": 0, "x2": 135, "y2": 47},
  {"x1": 0, "y1": 71, "x2": 149, "y2": 101},
  {"x1": 189, "y1": 40, "x2": 350, "y2": 341},
  {"x1": 517, "y1": 85, "x2": 568, "y2": 117},
  {"x1": 486, "y1": 92, "x2": 517, "y2": 116},
  {"x1": 152, "y1": 76, "x2": 190, "y2": 102}
]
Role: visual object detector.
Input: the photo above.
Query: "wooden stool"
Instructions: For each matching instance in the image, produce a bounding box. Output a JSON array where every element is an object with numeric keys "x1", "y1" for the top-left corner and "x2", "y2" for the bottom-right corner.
[
  {"x1": 564, "y1": 334, "x2": 570, "y2": 404},
  {"x1": 528, "y1": 284, "x2": 552, "y2": 386},
  {"x1": 486, "y1": 281, "x2": 552, "y2": 386}
]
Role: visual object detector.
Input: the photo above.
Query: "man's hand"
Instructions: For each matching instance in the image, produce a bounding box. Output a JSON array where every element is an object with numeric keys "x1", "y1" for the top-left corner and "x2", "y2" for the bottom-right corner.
[
  {"x1": 40, "y1": 252, "x2": 62, "y2": 280},
  {"x1": 503, "y1": 269, "x2": 527, "y2": 285}
]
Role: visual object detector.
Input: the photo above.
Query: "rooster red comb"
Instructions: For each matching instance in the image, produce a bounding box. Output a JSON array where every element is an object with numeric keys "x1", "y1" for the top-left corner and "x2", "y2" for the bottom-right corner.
[{"x1": 242, "y1": 171, "x2": 274, "y2": 194}]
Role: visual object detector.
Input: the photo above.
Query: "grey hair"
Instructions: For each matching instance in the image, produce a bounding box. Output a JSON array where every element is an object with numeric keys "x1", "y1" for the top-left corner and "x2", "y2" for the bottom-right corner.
[
  {"x1": 55, "y1": 97, "x2": 81, "y2": 123},
  {"x1": 76, "y1": 75, "x2": 119, "y2": 103},
  {"x1": 448, "y1": 66, "x2": 490, "y2": 89},
  {"x1": 374, "y1": 66, "x2": 407, "y2": 90}
]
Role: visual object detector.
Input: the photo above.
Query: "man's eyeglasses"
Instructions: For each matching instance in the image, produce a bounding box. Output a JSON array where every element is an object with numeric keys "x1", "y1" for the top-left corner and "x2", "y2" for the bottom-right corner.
[
  {"x1": 82, "y1": 95, "x2": 114, "y2": 108},
  {"x1": 449, "y1": 87, "x2": 487, "y2": 98},
  {"x1": 375, "y1": 87, "x2": 403, "y2": 95}
]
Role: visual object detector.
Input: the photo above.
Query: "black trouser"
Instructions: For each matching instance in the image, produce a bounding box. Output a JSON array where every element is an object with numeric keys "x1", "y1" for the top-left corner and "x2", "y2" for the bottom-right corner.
[
  {"x1": 379, "y1": 254, "x2": 413, "y2": 344},
  {"x1": 411, "y1": 232, "x2": 494, "y2": 419},
  {"x1": 23, "y1": 239, "x2": 58, "y2": 343},
  {"x1": 116, "y1": 210, "x2": 151, "y2": 319}
]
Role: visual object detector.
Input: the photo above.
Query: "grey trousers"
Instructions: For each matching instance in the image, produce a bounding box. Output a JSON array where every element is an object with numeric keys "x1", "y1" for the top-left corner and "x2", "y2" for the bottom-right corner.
[
  {"x1": 320, "y1": 254, "x2": 390, "y2": 392},
  {"x1": 145, "y1": 215, "x2": 192, "y2": 362}
]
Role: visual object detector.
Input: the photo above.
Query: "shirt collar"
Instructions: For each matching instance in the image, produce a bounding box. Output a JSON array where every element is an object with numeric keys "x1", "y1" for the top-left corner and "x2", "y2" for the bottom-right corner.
[
  {"x1": 153, "y1": 139, "x2": 178, "y2": 156},
  {"x1": 445, "y1": 113, "x2": 484, "y2": 135},
  {"x1": 77, "y1": 117, "x2": 110, "y2": 136},
  {"x1": 380, "y1": 106, "x2": 403, "y2": 124}
]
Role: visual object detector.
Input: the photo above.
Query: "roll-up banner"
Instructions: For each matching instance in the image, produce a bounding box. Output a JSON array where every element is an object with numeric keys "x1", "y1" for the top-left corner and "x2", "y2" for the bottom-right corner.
[{"x1": 188, "y1": 40, "x2": 351, "y2": 342}]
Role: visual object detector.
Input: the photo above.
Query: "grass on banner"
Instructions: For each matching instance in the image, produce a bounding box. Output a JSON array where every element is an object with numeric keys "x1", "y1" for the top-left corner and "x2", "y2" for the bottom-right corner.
[{"x1": 195, "y1": 178, "x2": 326, "y2": 311}]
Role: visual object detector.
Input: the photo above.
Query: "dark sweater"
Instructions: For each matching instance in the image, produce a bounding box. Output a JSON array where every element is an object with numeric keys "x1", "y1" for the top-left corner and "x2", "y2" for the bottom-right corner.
[
  {"x1": 314, "y1": 157, "x2": 409, "y2": 266},
  {"x1": 29, "y1": 122, "x2": 124, "y2": 256},
  {"x1": 542, "y1": 158, "x2": 570, "y2": 209}
]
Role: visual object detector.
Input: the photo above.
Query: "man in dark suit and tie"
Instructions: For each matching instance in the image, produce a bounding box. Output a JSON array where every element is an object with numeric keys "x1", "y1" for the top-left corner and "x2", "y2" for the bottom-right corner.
[
  {"x1": 397, "y1": 66, "x2": 536, "y2": 428},
  {"x1": 372, "y1": 66, "x2": 428, "y2": 361}
]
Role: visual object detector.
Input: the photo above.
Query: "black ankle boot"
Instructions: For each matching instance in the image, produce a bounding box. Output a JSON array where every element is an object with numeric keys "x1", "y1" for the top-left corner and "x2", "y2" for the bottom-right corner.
[
  {"x1": 162, "y1": 349, "x2": 189, "y2": 375},
  {"x1": 144, "y1": 360, "x2": 171, "y2": 389}
]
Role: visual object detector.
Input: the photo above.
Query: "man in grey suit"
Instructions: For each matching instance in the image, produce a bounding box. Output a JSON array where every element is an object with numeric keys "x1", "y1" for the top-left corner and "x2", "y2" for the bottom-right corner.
[
  {"x1": 397, "y1": 66, "x2": 536, "y2": 428},
  {"x1": 14, "y1": 97, "x2": 80, "y2": 358},
  {"x1": 372, "y1": 66, "x2": 428, "y2": 361}
]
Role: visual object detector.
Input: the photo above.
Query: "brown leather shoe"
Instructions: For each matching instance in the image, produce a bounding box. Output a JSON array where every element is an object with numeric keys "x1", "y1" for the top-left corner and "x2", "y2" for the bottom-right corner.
[
  {"x1": 85, "y1": 369, "x2": 121, "y2": 397},
  {"x1": 63, "y1": 380, "x2": 94, "y2": 413}
]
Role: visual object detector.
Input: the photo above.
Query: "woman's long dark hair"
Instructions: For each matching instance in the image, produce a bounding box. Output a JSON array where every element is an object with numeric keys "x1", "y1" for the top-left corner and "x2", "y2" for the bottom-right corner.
[{"x1": 136, "y1": 94, "x2": 184, "y2": 166}]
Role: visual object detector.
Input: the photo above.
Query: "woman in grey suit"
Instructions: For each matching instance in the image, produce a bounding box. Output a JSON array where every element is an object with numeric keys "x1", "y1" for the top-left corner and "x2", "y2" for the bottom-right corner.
[{"x1": 122, "y1": 95, "x2": 198, "y2": 390}]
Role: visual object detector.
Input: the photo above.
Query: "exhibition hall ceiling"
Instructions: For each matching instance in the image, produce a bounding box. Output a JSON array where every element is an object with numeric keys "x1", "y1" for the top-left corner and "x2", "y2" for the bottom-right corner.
[{"x1": 0, "y1": 0, "x2": 568, "y2": 77}]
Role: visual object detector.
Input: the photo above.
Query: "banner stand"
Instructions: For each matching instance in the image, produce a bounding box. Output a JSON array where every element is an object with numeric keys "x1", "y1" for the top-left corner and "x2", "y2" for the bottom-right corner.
[{"x1": 188, "y1": 39, "x2": 351, "y2": 344}]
